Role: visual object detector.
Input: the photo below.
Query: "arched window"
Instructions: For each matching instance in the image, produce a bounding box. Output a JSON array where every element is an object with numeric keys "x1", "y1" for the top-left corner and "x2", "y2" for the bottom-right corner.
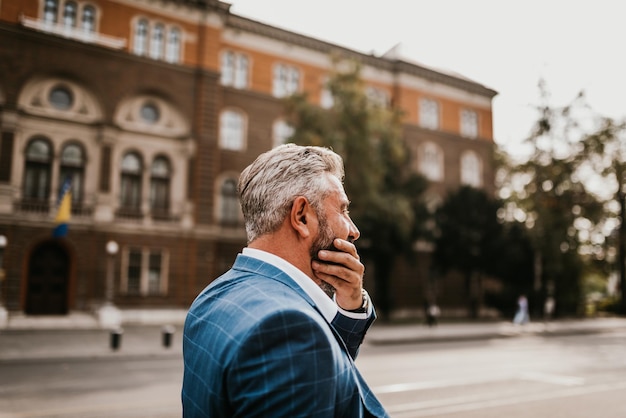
[
  {"x1": 44, "y1": 0, "x2": 58, "y2": 23},
  {"x1": 59, "y1": 143, "x2": 85, "y2": 205},
  {"x1": 23, "y1": 137, "x2": 52, "y2": 203},
  {"x1": 82, "y1": 5, "x2": 96, "y2": 32},
  {"x1": 63, "y1": 1, "x2": 77, "y2": 28},
  {"x1": 133, "y1": 19, "x2": 149, "y2": 56},
  {"x1": 460, "y1": 151, "x2": 482, "y2": 187},
  {"x1": 272, "y1": 119, "x2": 294, "y2": 148},
  {"x1": 219, "y1": 110, "x2": 246, "y2": 151},
  {"x1": 418, "y1": 142, "x2": 443, "y2": 181},
  {"x1": 220, "y1": 178, "x2": 239, "y2": 225},
  {"x1": 150, "y1": 23, "x2": 165, "y2": 60},
  {"x1": 150, "y1": 156, "x2": 170, "y2": 215},
  {"x1": 165, "y1": 27, "x2": 181, "y2": 63},
  {"x1": 120, "y1": 152, "x2": 143, "y2": 212}
]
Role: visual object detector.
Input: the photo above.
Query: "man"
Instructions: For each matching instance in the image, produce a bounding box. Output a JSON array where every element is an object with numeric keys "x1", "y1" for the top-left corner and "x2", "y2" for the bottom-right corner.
[{"x1": 182, "y1": 144, "x2": 388, "y2": 417}]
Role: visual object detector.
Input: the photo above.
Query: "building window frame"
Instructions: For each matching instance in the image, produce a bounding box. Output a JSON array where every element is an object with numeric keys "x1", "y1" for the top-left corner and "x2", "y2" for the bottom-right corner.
[
  {"x1": 150, "y1": 155, "x2": 171, "y2": 216},
  {"x1": 220, "y1": 50, "x2": 249, "y2": 89},
  {"x1": 460, "y1": 150, "x2": 482, "y2": 187},
  {"x1": 119, "y1": 151, "x2": 143, "y2": 213},
  {"x1": 59, "y1": 142, "x2": 86, "y2": 207},
  {"x1": 121, "y1": 247, "x2": 169, "y2": 296},
  {"x1": 419, "y1": 98, "x2": 440, "y2": 130},
  {"x1": 23, "y1": 137, "x2": 53, "y2": 203},
  {"x1": 219, "y1": 109, "x2": 246, "y2": 151},
  {"x1": 272, "y1": 63, "x2": 300, "y2": 98},
  {"x1": 418, "y1": 142, "x2": 443, "y2": 182},
  {"x1": 460, "y1": 109, "x2": 479, "y2": 139},
  {"x1": 218, "y1": 177, "x2": 240, "y2": 225}
]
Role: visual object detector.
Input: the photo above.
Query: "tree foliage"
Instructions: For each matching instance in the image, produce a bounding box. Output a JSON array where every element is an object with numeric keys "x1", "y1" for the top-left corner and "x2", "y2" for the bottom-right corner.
[
  {"x1": 432, "y1": 186, "x2": 506, "y2": 317},
  {"x1": 284, "y1": 61, "x2": 430, "y2": 319},
  {"x1": 499, "y1": 82, "x2": 607, "y2": 316}
]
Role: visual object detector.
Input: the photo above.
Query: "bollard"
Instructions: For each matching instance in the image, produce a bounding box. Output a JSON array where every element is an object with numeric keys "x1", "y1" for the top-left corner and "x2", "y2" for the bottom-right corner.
[
  {"x1": 110, "y1": 328, "x2": 123, "y2": 351},
  {"x1": 162, "y1": 325, "x2": 175, "y2": 348}
]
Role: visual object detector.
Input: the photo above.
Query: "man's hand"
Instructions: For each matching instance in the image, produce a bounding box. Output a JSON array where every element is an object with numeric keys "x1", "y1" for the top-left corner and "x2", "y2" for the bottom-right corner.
[{"x1": 312, "y1": 238, "x2": 365, "y2": 311}]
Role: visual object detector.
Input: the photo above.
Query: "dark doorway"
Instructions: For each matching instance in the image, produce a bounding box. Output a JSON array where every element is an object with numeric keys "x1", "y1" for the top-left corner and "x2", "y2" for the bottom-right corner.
[{"x1": 26, "y1": 241, "x2": 70, "y2": 315}]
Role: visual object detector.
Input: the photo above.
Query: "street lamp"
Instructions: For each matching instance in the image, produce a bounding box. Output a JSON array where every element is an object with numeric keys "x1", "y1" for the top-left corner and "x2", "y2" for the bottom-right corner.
[
  {"x1": 0, "y1": 235, "x2": 6, "y2": 304},
  {"x1": 0, "y1": 235, "x2": 7, "y2": 328},
  {"x1": 105, "y1": 240, "x2": 119, "y2": 304},
  {"x1": 98, "y1": 240, "x2": 121, "y2": 329}
]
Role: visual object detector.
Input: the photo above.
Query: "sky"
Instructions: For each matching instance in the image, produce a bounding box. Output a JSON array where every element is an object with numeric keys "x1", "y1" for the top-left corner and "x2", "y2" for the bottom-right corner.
[{"x1": 229, "y1": 0, "x2": 626, "y2": 155}]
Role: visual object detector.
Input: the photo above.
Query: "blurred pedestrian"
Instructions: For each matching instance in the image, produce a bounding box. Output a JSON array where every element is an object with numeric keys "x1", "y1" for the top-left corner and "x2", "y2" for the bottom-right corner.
[
  {"x1": 513, "y1": 294, "x2": 530, "y2": 325},
  {"x1": 544, "y1": 296, "x2": 555, "y2": 321},
  {"x1": 424, "y1": 300, "x2": 440, "y2": 327},
  {"x1": 181, "y1": 144, "x2": 388, "y2": 417}
]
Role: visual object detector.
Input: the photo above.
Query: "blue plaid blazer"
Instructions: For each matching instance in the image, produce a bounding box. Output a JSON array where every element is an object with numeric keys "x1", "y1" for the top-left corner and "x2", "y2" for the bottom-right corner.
[{"x1": 182, "y1": 254, "x2": 388, "y2": 418}]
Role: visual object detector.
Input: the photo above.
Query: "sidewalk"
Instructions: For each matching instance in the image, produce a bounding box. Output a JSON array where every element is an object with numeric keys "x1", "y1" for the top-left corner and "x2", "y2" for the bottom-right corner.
[{"x1": 1, "y1": 315, "x2": 626, "y2": 362}]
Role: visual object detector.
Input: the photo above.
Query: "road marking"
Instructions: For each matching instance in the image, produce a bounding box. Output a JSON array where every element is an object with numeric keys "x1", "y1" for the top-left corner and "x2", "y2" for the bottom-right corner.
[
  {"x1": 373, "y1": 375, "x2": 510, "y2": 394},
  {"x1": 387, "y1": 380, "x2": 626, "y2": 417},
  {"x1": 519, "y1": 371, "x2": 585, "y2": 386}
]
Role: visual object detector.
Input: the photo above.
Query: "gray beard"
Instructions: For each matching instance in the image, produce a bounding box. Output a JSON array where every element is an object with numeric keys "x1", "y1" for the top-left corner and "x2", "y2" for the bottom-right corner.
[{"x1": 319, "y1": 281, "x2": 335, "y2": 298}]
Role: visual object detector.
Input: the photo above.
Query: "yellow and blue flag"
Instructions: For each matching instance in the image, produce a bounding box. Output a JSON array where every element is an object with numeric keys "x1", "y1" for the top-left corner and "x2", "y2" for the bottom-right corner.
[{"x1": 53, "y1": 177, "x2": 72, "y2": 238}]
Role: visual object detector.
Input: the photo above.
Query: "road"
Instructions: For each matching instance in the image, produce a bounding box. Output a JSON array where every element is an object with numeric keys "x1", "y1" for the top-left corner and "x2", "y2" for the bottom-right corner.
[
  {"x1": 358, "y1": 329, "x2": 626, "y2": 417},
  {"x1": 0, "y1": 330, "x2": 625, "y2": 417}
]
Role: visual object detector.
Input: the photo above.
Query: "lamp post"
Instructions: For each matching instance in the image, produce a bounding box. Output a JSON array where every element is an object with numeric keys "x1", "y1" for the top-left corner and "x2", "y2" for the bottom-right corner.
[
  {"x1": 105, "y1": 240, "x2": 119, "y2": 304},
  {"x1": 98, "y1": 240, "x2": 121, "y2": 329},
  {"x1": 0, "y1": 235, "x2": 8, "y2": 328}
]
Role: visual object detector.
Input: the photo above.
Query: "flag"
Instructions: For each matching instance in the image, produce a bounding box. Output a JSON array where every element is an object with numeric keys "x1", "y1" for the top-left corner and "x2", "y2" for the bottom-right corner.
[{"x1": 53, "y1": 177, "x2": 72, "y2": 238}]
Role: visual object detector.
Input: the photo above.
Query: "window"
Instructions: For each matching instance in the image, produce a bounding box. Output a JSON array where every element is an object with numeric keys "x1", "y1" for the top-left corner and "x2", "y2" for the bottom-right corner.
[
  {"x1": 120, "y1": 152, "x2": 143, "y2": 212},
  {"x1": 220, "y1": 178, "x2": 239, "y2": 225},
  {"x1": 165, "y1": 27, "x2": 181, "y2": 63},
  {"x1": 366, "y1": 87, "x2": 389, "y2": 108},
  {"x1": 81, "y1": 5, "x2": 95, "y2": 32},
  {"x1": 419, "y1": 98, "x2": 440, "y2": 130},
  {"x1": 123, "y1": 247, "x2": 168, "y2": 296},
  {"x1": 460, "y1": 151, "x2": 482, "y2": 187},
  {"x1": 418, "y1": 142, "x2": 443, "y2": 181},
  {"x1": 132, "y1": 20, "x2": 180, "y2": 63},
  {"x1": 140, "y1": 103, "x2": 160, "y2": 124},
  {"x1": 461, "y1": 109, "x2": 478, "y2": 139},
  {"x1": 319, "y1": 77, "x2": 334, "y2": 109},
  {"x1": 63, "y1": 1, "x2": 77, "y2": 28},
  {"x1": 150, "y1": 23, "x2": 165, "y2": 60},
  {"x1": 59, "y1": 143, "x2": 85, "y2": 205},
  {"x1": 150, "y1": 156, "x2": 170, "y2": 215},
  {"x1": 126, "y1": 248, "x2": 142, "y2": 295},
  {"x1": 44, "y1": 0, "x2": 58, "y2": 23},
  {"x1": 273, "y1": 64, "x2": 300, "y2": 98},
  {"x1": 221, "y1": 51, "x2": 249, "y2": 89},
  {"x1": 133, "y1": 19, "x2": 149, "y2": 56},
  {"x1": 23, "y1": 137, "x2": 52, "y2": 202},
  {"x1": 272, "y1": 119, "x2": 294, "y2": 148},
  {"x1": 219, "y1": 110, "x2": 246, "y2": 151},
  {"x1": 48, "y1": 85, "x2": 73, "y2": 110}
]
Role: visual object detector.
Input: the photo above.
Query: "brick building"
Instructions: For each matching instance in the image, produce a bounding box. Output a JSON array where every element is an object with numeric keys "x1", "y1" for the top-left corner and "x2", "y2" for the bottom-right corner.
[{"x1": 0, "y1": 0, "x2": 497, "y2": 321}]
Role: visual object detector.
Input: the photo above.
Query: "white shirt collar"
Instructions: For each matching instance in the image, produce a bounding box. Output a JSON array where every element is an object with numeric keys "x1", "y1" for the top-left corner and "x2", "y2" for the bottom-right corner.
[{"x1": 242, "y1": 247, "x2": 338, "y2": 322}]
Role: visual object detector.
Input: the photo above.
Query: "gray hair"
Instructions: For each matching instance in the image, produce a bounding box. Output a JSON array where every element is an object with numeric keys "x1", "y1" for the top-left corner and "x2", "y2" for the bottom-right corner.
[{"x1": 238, "y1": 144, "x2": 345, "y2": 243}]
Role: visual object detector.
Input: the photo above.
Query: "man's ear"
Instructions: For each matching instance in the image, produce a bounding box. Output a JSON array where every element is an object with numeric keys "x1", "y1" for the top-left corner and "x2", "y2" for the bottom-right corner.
[{"x1": 290, "y1": 196, "x2": 314, "y2": 238}]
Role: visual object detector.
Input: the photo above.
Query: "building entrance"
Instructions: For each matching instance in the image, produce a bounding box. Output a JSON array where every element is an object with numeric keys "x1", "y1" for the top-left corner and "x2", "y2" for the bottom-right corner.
[{"x1": 25, "y1": 241, "x2": 70, "y2": 315}]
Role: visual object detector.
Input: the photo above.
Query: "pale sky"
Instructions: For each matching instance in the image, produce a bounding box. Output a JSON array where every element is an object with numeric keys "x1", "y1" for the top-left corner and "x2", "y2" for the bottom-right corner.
[{"x1": 230, "y1": 0, "x2": 626, "y2": 155}]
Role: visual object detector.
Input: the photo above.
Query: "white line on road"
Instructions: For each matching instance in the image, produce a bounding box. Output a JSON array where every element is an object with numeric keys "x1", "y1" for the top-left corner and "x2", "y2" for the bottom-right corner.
[
  {"x1": 519, "y1": 371, "x2": 585, "y2": 386},
  {"x1": 387, "y1": 380, "x2": 626, "y2": 417}
]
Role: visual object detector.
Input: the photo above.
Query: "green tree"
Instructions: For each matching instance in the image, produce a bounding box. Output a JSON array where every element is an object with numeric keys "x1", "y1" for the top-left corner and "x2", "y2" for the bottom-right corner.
[
  {"x1": 432, "y1": 186, "x2": 504, "y2": 318},
  {"x1": 284, "y1": 62, "x2": 430, "y2": 320},
  {"x1": 582, "y1": 117, "x2": 626, "y2": 314},
  {"x1": 499, "y1": 83, "x2": 605, "y2": 316}
]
